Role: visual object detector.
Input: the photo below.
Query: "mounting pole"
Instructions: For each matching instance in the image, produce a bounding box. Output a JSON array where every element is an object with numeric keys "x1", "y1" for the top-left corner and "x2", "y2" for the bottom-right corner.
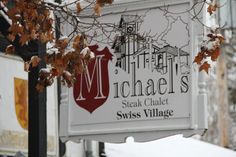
[{"x1": 28, "y1": 43, "x2": 47, "y2": 157}]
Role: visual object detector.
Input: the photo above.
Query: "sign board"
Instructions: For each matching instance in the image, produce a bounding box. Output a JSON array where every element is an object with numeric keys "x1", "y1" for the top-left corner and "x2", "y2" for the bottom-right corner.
[
  {"x1": 0, "y1": 55, "x2": 58, "y2": 156},
  {"x1": 59, "y1": 0, "x2": 208, "y2": 143}
]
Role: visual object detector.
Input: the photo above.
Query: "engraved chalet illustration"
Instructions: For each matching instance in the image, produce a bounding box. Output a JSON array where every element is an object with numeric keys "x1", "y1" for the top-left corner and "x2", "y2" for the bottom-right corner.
[{"x1": 112, "y1": 15, "x2": 190, "y2": 75}]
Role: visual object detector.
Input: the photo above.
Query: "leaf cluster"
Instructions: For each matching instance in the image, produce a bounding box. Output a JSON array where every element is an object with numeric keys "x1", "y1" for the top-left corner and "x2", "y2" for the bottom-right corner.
[
  {"x1": 36, "y1": 35, "x2": 95, "y2": 92},
  {"x1": 6, "y1": 0, "x2": 54, "y2": 46},
  {"x1": 206, "y1": 0, "x2": 218, "y2": 15},
  {"x1": 194, "y1": 1, "x2": 224, "y2": 73},
  {"x1": 194, "y1": 28, "x2": 225, "y2": 73},
  {"x1": 94, "y1": 0, "x2": 113, "y2": 15},
  {"x1": 3, "y1": 0, "x2": 112, "y2": 91}
]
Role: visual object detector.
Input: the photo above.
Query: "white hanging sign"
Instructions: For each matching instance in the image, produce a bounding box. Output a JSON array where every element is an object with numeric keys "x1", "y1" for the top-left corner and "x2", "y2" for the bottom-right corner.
[{"x1": 60, "y1": 0, "x2": 208, "y2": 143}]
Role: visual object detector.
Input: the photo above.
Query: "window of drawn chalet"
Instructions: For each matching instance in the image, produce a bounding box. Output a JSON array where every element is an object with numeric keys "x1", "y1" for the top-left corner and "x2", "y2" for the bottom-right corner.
[{"x1": 157, "y1": 54, "x2": 163, "y2": 68}]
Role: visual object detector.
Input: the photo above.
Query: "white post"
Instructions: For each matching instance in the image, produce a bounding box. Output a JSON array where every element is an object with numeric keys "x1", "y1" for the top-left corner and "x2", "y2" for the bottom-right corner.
[{"x1": 197, "y1": 71, "x2": 208, "y2": 130}]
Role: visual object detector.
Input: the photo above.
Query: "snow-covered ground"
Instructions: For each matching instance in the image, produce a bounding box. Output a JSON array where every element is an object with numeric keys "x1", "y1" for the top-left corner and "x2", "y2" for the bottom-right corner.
[{"x1": 105, "y1": 135, "x2": 236, "y2": 157}]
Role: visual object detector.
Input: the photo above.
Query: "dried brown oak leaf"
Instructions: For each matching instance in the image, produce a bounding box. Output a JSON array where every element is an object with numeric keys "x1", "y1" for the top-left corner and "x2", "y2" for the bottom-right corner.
[
  {"x1": 209, "y1": 47, "x2": 220, "y2": 61},
  {"x1": 19, "y1": 34, "x2": 30, "y2": 46},
  {"x1": 56, "y1": 37, "x2": 69, "y2": 50},
  {"x1": 94, "y1": 3, "x2": 102, "y2": 16},
  {"x1": 5, "y1": 45, "x2": 15, "y2": 55},
  {"x1": 76, "y1": 2, "x2": 82, "y2": 14},
  {"x1": 96, "y1": 0, "x2": 113, "y2": 6},
  {"x1": 199, "y1": 61, "x2": 211, "y2": 73},
  {"x1": 30, "y1": 56, "x2": 41, "y2": 68},
  {"x1": 193, "y1": 51, "x2": 205, "y2": 65},
  {"x1": 24, "y1": 62, "x2": 30, "y2": 72},
  {"x1": 207, "y1": 3, "x2": 218, "y2": 15}
]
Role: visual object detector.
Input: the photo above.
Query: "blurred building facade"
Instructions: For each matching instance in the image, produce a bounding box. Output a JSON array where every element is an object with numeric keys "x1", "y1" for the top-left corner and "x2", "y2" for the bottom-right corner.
[
  {"x1": 202, "y1": 0, "x2": 236, "y2": 151},
  {"x1": 0, "y1": 1, "x2": 102, "y2": 157},
  {"x1": 0, "y1": 52, "x2": 102, "y2": 157}
]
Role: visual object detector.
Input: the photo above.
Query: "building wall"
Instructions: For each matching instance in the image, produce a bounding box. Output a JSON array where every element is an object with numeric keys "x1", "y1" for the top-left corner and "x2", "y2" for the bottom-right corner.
[
  {"x1": 0, "y1": 54, "x2": 59, "y2": 156},
  {"x1": 202, "y1": 0, "x2": 236, "y2": 150}
]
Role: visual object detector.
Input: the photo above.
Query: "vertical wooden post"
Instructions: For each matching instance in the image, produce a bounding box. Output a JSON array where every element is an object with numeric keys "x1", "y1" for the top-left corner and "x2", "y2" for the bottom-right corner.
[
  {"x1": 217, "y1": 49, "x2": 229, "y2": 147},
  {"x1": 28, "y1": 43, "x2": 47, "y2": 157}
]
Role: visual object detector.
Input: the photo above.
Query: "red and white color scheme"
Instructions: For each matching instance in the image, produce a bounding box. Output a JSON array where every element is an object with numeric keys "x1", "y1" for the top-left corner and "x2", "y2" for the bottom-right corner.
[
  {"x1": 73, "y1": 45, "x2": 112, "y2": 113},
  {"x1": 59, "y1": 0, "x2": 208, "y2": 143}
]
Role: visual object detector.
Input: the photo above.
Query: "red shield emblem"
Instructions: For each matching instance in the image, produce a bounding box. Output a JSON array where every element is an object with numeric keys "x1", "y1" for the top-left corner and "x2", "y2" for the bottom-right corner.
[{"x1": 73, "y1": 45, "x2": 113, "y2": 113}]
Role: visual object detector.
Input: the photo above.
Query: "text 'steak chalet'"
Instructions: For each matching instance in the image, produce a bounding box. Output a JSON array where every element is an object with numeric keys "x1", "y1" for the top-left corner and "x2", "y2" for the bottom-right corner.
[{"x1": 59, "y1": 0, "x2": 208, "y2": 143}]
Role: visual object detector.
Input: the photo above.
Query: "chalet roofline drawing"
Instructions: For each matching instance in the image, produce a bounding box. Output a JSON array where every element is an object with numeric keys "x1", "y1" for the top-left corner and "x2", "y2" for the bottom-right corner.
[{"x1": 112, "y1": 14, "x2": 190, "y2": 75}]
